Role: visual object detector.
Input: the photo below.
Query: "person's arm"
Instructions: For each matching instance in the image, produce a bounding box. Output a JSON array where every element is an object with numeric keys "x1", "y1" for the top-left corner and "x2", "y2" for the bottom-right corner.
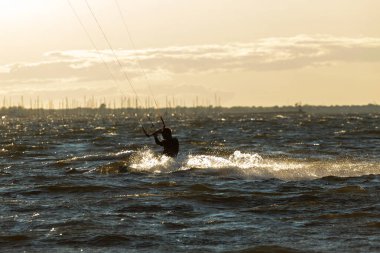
[{"x1": 154, "y1": 133, "x2": 163, "y2": 146}]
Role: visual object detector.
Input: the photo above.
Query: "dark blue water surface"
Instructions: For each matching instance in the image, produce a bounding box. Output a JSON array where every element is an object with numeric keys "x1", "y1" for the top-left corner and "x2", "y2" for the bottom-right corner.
[{"x1": 1, "y1": 110, "x2": 379, "y2": 252}]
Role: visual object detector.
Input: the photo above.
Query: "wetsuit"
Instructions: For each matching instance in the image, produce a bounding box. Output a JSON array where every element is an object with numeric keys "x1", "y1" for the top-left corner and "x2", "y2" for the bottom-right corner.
[{"x1": 154, "y1": 136, "x2": 179, "y2": 157}]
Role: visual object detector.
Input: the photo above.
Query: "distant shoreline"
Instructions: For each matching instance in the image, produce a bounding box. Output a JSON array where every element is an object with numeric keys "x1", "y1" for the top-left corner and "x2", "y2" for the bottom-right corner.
[{"x1": 1, "y1": 104, "x2": 379, "y2": 115}]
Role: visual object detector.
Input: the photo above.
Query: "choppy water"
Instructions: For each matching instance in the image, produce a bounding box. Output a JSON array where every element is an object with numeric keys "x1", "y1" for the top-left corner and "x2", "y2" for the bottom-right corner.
[{"x1": 1, "y1": 111, "x2": 379, "y2": 252}]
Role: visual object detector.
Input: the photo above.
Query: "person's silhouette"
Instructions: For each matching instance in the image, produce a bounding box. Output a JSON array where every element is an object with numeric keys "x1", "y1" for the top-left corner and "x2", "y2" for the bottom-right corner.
[{"x1": 153, "y1": 127, "x2": 179, "y2": 157}]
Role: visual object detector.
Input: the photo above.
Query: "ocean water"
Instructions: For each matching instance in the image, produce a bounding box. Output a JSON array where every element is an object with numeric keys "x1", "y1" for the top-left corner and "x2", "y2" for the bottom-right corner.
[{"x1": 1, "y1": 111, "x2": 379, "y2": 252}]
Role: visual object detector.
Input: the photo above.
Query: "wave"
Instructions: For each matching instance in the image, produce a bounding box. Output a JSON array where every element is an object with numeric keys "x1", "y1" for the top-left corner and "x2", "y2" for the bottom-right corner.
[
  {"x1": 103, "y1": 149, "x2": 380, "y2": 181},
  {"x1": 0, "y1": 235, "x2": 31, "y2": 246},
  {"x1": 229, "y1": 245, "x2": 303, "y2": 253},
  {"x1": 57, "y1": 150, "x2": 133, "y2": 164}
]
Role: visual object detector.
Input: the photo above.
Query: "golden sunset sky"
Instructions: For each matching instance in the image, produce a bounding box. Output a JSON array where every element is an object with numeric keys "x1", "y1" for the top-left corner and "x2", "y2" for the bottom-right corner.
[{"x1": 1, "y1": 0, "x2": 379, "y2": 107}]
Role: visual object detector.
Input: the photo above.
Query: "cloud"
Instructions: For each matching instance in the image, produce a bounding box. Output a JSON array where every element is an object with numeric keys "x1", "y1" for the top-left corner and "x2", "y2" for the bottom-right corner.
[
  {"x1": 6, "y1": 86, "x2": 119, "y2": 99},
  {"x1": 1, "y1": 34, "x2": 380, "y2": 84},
  {"x1": 150, "y1": 84, "x2": 231, "y2": 97}
]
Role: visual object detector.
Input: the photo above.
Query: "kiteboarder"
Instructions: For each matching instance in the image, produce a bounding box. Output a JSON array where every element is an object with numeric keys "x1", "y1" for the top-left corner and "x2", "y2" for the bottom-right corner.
[
  {"x1": 142, "y1": 117, "x2": 179, "y2": 157},
  {"x1": 153, "y1": 127, "x2": 179, "y2": 157}
]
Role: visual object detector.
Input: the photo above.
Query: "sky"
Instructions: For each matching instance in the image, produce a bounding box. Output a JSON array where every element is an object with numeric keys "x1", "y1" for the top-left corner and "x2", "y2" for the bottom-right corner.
[{"x1": 0, "y1": 0, "x2": 379, "y2": 107}]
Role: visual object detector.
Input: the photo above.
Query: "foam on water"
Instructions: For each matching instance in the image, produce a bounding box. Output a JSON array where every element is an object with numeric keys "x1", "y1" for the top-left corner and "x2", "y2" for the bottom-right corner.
[
  {"x1": 125, "y1": 150, "x2": 380, "y2": 180},
  {"x1": 185, "y1": 151, "x2": 263, "y2": 170},
  {"x1": 128, "y1": 149, "x2": 176, "y2": 173}
]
